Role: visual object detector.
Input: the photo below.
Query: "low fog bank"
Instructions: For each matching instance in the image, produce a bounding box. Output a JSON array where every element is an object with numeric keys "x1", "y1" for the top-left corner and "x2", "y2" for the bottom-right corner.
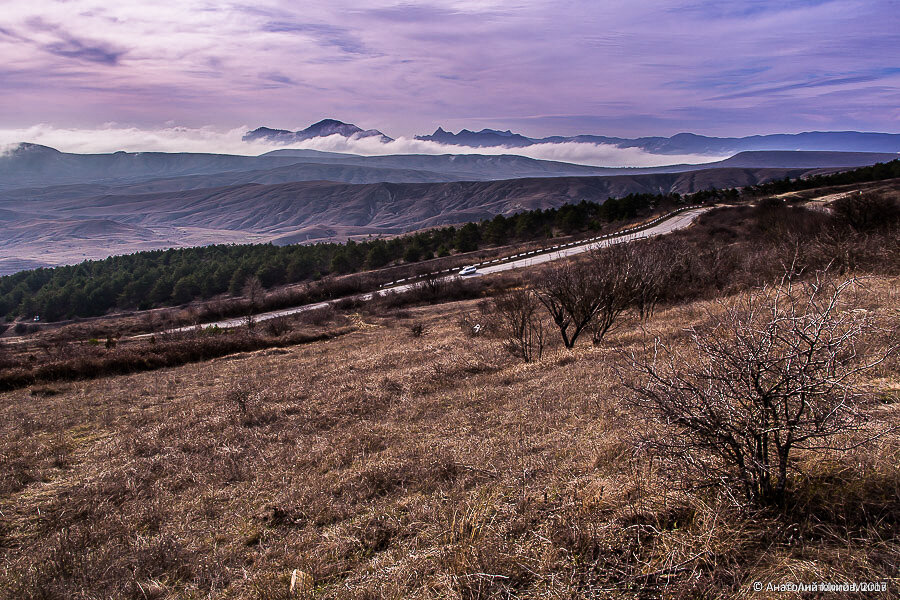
[{"x1": 0, "y1": 124, "x2": 727, "y2": 168}]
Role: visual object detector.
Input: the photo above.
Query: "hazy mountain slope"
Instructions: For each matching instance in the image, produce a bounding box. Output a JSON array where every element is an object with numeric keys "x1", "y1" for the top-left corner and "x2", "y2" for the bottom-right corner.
[
  {"x1": 0, "y1": 163, "x2": 462, "y2": 204},
  {"x1": 5, "y1": 144, "x2": 892, "y2": 203},
  {"x1": 258, "y1": 149, "x2": 638, "y2": 177},
  {"x1": 0, "y1": 144, "x2": 653, "y2": 196},
  {"x1": 30, "y1": 167, "x2": 812, "y2": 233},
  {"x1": 413, "y1": 129, "x2": 900, "y2": 154},
  {"x1": 706, "y1": 150, "x2": 899, "y2": 168},
  {"x1": 0, "y1": 165, "x2": 852, "y2": 273},
  {"x1": 0, "y1": 144, "x2": 313, "y2": 191},
  {"x1": 260, "y1": 149, "x2": 896, "y2": 176}
]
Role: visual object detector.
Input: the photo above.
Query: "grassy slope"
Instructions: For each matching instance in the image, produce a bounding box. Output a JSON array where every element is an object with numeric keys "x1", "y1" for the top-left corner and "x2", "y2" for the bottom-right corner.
[{"x1": 1, "y1": 277, "x2": 898, "y2": 598}]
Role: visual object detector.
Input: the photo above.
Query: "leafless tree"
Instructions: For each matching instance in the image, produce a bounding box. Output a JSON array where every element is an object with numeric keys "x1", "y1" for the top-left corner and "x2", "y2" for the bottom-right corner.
[
  {"x1": 491, "y1": 287, "x2": 544, "y2": 362},
  {"x1": 242, "y1": 275, "x2": 265, "y2": 330},
  {"x1": 537, "y1": 241, "x2": 667, "y2": 348},
  {"x1": 414, "y1": 272, "x2": 445, "y2": 303},
  {"x1": 535, "y1": 261, "x2": 602, "y2": 349},
  {"x1": 630, "y1": 240, "x2": 674, "y2": 321},
  {"x1": 623, "y1": 274, "x2": 895, "y2": 506},
  {"x1": 243, "y1": 275, "x2": 265, "y2": 310},
  {"x1": 588, "y1": 243, "x2": 639, "y2": 345}
]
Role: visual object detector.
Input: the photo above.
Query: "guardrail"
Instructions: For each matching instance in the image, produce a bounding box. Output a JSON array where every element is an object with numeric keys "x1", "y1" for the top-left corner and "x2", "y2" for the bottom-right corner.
[{"x1": 378, "y1": 205, "x2": 703, "y2": 289}]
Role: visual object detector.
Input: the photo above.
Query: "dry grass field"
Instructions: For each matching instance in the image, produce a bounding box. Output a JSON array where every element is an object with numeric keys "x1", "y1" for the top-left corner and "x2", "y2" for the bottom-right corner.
[{"x1": 1, "y1": 272, "x2": 898, "y2": 599}]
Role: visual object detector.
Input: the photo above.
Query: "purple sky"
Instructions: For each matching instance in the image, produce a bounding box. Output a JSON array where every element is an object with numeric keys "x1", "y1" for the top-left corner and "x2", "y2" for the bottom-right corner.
[{"x1": 1, "y1": 0, "x2": 899, "y2": 141}]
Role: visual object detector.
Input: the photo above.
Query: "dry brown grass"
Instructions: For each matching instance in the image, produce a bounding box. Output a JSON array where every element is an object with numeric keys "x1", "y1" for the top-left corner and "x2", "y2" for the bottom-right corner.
[{"x1": 0, "y1": 276, "x2": 898, "y2": 599}]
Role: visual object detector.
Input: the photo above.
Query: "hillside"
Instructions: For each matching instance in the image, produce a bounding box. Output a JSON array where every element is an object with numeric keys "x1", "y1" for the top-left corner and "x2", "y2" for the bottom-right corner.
[
  {"x1": 0, "y1": 144, "x2": 641, "y2": 192},
  {"x1": 39, "y1": 168, "x2": 807, "y2": 231},
  {"x1": 0, "y1": 144, "x2": 313, "y2": 191},
  {"x1": 2, "y1": 187, "x2": 899, "y2": 598},
  {"x1": 0, "y1": 167, "x2": 815, "y2": 274},
  {"x1": 1, "y1": 271, "x2": 897, "y2": 598},
  {"x1": 2, "y1": 146, "x2": 897, "y2": 276}
]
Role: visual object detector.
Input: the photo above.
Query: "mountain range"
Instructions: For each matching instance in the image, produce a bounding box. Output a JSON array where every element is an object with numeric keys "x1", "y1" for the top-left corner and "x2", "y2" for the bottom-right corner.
[
  {"x1": 243, "y1": 119, "x2": 393, "y2": 145},
  {"x1": 3, "y1": 143, "x2": 894, "y2": 194},
  {"x1": 1, "y1": 130, "x2": 898, "y2": 276},
  {"x1": 243, "y1": 119, "x2": 900, "y2": 155},
  {"x1": 415, "y1": 128, "x2": 900, "y2": 155}
]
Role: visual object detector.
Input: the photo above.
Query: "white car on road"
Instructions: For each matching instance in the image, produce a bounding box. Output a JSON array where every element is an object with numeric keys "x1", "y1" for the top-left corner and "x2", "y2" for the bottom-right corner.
[{"x1": 458, "y1": 265, "x2": 478, "y2": 276}]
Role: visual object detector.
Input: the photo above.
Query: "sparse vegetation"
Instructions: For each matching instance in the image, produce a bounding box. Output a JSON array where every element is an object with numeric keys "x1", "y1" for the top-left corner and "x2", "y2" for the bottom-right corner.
[
  {"x1": 1, "y1": 271, "x2": 897, "y2": 598},
  {"x1": 1, "y1": 178, "x2": 899, "y2": 598},
  {"x1": 0, "y1": 193, "x2": 679, "y2": 321},
  {"x1": 0, "y1": 315, "x2": 353, "y2": 391},
  {"x1": 489, "y1": 286, "x2": 544, "y2": 362},
  {"x1": 624, "y1": 273, "x2": 897, "y2": 506}
]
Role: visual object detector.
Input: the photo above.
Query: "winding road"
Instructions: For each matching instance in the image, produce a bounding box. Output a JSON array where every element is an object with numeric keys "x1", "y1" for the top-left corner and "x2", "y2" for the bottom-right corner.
[{"x1": 164, "y1": 206, "x2": 709, "y2": 334}]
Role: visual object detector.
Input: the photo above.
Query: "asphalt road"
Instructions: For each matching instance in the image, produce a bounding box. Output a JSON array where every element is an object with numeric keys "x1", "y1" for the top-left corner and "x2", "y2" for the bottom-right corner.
[
  {"x1": 477, "y1": 207, "x2": 706, "y2": 275},
  {"x1": 161, "y1": 207, "x2": 709, "y2": 334},
  {"x1": 155, "y1": 208, "x2": 709, "y2": 338}
]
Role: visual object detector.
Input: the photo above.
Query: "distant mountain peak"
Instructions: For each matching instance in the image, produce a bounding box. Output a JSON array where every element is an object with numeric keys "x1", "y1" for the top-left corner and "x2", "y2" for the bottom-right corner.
[
  {"x1": 243, "y1": 119, "x2": 393, "y2": 144},
  {"x1": 5, "y1": 142, "x2": 62, "y2": 156},
  {"x1": 310, "y1": 118, "x2": 346, "y2": 127},
  {"x1": 415, "y1": 127, "x2": 534, "y2": 148},
  {"x1": 479, "y1": 128, "x2": 516, "y2": 137}
]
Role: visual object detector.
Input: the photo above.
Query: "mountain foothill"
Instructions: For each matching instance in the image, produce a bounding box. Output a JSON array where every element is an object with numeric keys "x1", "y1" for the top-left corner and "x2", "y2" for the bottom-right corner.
[{"x1": 1, "y1": 119, "x2": 898, "y2": 275}]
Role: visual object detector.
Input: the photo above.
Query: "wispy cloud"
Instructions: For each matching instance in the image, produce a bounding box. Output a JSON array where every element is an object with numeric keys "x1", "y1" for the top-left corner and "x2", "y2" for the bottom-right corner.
[
  {"x1": 23, "y1": 17, "x2": 128, "y2": 65},
  {"x1": 0, "y1": 0, "x2": 897, "y2": 137},
  {"x1": 259, "y1": 71, "x2": 296, "y2": 86},
  {"x1": 709, "y1": 72, "x2": 897, "y2": 101},
  {"x1": 260, "y1": 21, "x2": 369, "y2": 55},
  {"x1": 0, "y1": 124, "x2": 727, "y2": 167}
]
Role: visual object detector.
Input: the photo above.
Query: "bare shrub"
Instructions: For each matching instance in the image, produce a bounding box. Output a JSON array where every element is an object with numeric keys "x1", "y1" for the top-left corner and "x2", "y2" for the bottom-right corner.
[
  {"x1": 587, "y1": 244, "x2": 640, "y2": 345},
  {"x1": 490, "y1": 287, "x2": 544, "y2": 362},
  {"x1": 535, "y1": 260, "x2": 601, "y2": 349},
  {"x1": 629, "y1": 240, "x2": 675, "y2": 320},
  {"x1": 417, "y1": 273, "x2": 445, "y2": 300},
  {"x1": 535, "y1": 242, "x2": 667, "y2": 348},
  {"x1": 0, "y1": 340, "x2": 12, "y2": 370},
  {"x1": 243, "y1": 276, "x2": 265, "y2": 320},
  {"x1": 623, "y1": 274, "x2": 896, "y2": 506},
  {"x1": 263, "y1": 315, "x2": 292, "y2": 337},
  {"x1": 832, "y1": 191, "x2": 900, "y2": 231},
  {"x1": 409, "y1": 322, "x2": 426, "y2": 338},
  {"x1": 297, "y1": 306, "x2": 335, "y2": 326},
  {"x1": 224, "y1": 380, "x2": 277, "y2": 427}
]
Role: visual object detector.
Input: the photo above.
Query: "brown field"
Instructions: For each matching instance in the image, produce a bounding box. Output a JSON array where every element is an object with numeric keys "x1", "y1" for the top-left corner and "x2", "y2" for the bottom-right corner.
[{"x1": 1, "y1": 272, "x2": 898, "y2": 599}]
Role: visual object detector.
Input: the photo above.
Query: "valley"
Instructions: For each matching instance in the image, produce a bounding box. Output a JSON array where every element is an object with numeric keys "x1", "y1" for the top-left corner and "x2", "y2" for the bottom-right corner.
[{"x1": 2, "y1": 141, "x2": 895, "y2": 275}]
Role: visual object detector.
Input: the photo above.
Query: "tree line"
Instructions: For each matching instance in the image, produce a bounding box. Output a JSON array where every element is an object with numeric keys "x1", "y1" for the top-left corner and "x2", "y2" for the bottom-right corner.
[{"x1": 0, "y1": 192, "x2": 682, "y2": 321}]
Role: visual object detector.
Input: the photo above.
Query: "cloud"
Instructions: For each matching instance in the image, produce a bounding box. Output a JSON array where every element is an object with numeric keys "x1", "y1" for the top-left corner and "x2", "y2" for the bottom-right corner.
[
  {"x1": 0, "y1": 124, "x2": 727, "y2": 167},
  {"x1": 708, "y1": 73, "x2": 894, "y2": 101},
  {"x1": 0, "y1": 143, "x2": 25, "y2": 157},
  {"x1": 42, "y1": 36, "x2": 125, "y2": 65},
  {"x1": 260, "y1": 21, "x2": 369, "y2": 54},
  {"x1": 0, "y1": 1, "x2": 897, "y2": 136},
  {"x1": 259, "y1": 71, "x2": 296, "y2": 85},
  {"x1": 23, "y1": 17, "x2": 127, "y2": 65},
  {"x1": 274, "y1": 134, "x2": 728, "y2": 167}
]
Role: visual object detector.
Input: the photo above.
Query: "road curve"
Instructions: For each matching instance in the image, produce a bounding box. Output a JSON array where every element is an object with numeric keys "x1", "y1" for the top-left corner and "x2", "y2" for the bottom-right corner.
[{"x1": 162, "y1": 207, "x2": 709, "y2": 334}]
